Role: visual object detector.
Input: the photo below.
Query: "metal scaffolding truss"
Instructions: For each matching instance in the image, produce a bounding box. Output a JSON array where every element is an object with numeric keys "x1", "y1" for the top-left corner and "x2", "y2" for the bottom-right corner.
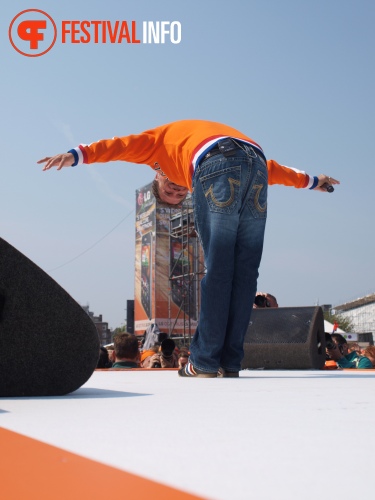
[{"x1": 167, "y1": 199, "x2": 205, "y2": 345}]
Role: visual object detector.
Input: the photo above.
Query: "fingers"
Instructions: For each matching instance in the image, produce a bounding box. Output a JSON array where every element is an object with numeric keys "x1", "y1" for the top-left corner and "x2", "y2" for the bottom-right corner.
[
  {"x1": 36, "y1": 157, "x2": 50, "y2": 164},
  {"x1": 42, "y1": 158, "x2": 56, "y2": 171},
  {"x1": 317, "y1": 174, "x2": 340, "y2": 186},
  {"x1": 314, "y1": 174, "x2": 340, "y2": 192},
  {"x1": 40, "y1": 158, "x2": 53, "y2": 171},
  {"x1": 57, "y1": 158, "x2": 65, "y2": 171},
  {"x1": 37, "y1": 156, "x2": 58, "y2": 171},
  {"x1": 325, "y1": 176, "x2": 340, "y2": 185},
  {"x1": 37, "y1": 153, "x2": 74, "y2": 171}
]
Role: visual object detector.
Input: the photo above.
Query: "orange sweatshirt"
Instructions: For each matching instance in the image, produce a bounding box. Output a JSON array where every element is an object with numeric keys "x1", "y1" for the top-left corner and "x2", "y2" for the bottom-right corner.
[{"x1": 70, "y1": 119, "x2": 317, "y2": 191}]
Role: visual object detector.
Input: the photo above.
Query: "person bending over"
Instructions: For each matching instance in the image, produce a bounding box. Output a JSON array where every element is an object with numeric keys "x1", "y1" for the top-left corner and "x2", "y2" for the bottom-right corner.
[{"x1": 38, "y1": 119, "x2": 339, "y2": 378}]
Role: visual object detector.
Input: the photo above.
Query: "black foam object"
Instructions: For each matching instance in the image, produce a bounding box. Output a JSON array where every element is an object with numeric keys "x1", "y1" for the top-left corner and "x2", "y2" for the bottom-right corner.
[
  {"x1": 242, "y1": 306, "x2": 326, "y2": 370},
  {"x1": 0, "y1": 238, "x2": 100, "y2": 396}
]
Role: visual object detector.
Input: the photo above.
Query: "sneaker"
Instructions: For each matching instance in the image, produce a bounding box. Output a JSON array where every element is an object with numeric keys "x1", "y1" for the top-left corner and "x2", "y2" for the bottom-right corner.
[
  {"x1": 178, "y1": 362, "x2": 217, "y2": 378},
  {"x1": 217, "y1": 368, "x2": 239, "y2": 378}
]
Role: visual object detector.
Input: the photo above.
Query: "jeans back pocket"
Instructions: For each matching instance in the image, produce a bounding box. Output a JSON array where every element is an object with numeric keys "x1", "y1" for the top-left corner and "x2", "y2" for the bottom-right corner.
[
  {"x1": 247, "y1": 168, "x2": 268, "y2": 218},
  {"x1": 200, "y1": 165, "x2": 241, "y2": 214}
]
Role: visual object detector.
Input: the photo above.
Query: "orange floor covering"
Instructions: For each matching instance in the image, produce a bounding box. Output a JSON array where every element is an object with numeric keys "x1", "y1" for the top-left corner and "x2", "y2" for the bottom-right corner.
[{"x1": 0, "y1": 427, "x2": 206, "y2": 500}]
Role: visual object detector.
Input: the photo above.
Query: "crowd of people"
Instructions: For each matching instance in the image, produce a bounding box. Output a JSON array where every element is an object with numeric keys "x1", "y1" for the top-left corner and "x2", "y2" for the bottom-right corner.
[
  {"x1": 325, "y1": 334, "x2": 375, "y2": 369},
  {"x1": 96, "y1": 292, "x2": 375, "y2": 372},
  {"x1": 97, "y1": 331, "x2": 375, "y2": 372},
  {"x1": 97, "y1": 331, "x2": 190, "y2": 371}
]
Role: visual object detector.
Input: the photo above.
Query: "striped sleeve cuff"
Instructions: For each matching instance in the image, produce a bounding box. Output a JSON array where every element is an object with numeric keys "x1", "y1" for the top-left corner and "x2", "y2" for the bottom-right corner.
[
  {"x1": 308, "y1": 176, "x2": 319, "y2": 190},
  {"x1": 68, "y1": 145, "x2": 87, "y2": 167}
]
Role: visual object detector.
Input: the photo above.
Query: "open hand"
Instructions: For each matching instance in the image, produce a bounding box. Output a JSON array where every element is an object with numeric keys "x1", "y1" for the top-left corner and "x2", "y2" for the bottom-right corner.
[
  {"x1": 37, "y1": 153, "x2": 75, "y2": 171},
  {"x1": 314, "y1": 174, "x2": 340, "y2": 192}
]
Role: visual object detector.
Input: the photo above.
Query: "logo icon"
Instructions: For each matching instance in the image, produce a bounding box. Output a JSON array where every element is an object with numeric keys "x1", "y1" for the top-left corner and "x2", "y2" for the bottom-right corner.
[{"x1": 9, "y1": 9, "x2": 57, "y2": 57}]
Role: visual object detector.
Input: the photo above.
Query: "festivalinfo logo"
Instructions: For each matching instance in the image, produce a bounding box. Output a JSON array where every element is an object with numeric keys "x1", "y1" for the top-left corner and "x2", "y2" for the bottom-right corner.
[{"x1": 9, "y1": 9, "x2": 182, "y2": 57}]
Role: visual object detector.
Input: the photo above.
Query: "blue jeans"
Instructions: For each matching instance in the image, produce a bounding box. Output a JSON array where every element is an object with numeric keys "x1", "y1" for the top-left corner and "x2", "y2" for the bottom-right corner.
[{"x1": 189, "y1": 143, "x2": 268, "y2": 372}]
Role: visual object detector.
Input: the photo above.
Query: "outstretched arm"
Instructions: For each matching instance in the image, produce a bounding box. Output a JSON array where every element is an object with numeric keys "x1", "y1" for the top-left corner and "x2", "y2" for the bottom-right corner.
[
  {"x1": 267, "y1": 159, "x2": 340, "y2": 192},
  {"x1": 38, "y1": 131, "x2": 158, "y2": 173}
]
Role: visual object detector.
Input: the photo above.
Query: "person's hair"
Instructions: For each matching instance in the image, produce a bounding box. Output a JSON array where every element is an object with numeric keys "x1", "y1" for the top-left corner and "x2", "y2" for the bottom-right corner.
[
  {"x1": 364, "y1": 345, "x2": 375, "y2": 358},
  {"x1": 178, "y1": 348, "x2": 189, "y2": 359},
  {"x1": 266, "y1": 293, "x2": 277, "y2": 302},
  {"x1": 113, "y1": 333, "x2": 139, "y2": 360},
  {"x1": 158, "y1": 332, "x2": 168, "y2": 343},
  {"x1": 151, "y1": 178, "x2": 186, "y2": 208},
  {"x1": 97, "y1": 346, "x2": 111, "y2": 368},
  {"x1": 152, "y1": 178, "x2": 164, "y2": 204},
  {"x1": 331, "y1": 333, "x2": 347, "y2": 346},
  {"x1": 146, "y1": 345, "x2": 160, "y2": 354},
  {"x1": 347, "y1": 342, "x2": 361, "y2": 353}
]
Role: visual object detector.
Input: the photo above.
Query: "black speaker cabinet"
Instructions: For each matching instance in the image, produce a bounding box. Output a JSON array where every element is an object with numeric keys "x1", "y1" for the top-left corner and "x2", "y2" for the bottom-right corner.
[
  {"x1": 0, "y1": 238, "x2": 100, "y2": 396},
  {"x1": 126, "y1": 299, "x2": 135, "y2": 334},
  {"x1": 242, "y1": 306, "x2": 326, "y2": 370}
]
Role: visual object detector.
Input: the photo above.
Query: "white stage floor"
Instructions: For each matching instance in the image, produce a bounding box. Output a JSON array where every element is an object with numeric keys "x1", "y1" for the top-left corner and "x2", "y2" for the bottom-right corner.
[{"x1": 1, "y1": 369, "x2": 374, "y2": 499}]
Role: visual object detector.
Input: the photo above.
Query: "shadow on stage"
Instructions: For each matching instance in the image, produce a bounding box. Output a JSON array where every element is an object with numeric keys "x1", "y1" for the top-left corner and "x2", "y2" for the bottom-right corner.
[{"x1": 0, "y1": 387, "x2": 152, "y2": 400}]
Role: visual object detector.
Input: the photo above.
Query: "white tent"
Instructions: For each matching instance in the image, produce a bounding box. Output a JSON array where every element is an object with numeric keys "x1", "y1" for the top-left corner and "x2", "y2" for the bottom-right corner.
[
  {"x1": 324, "y1": 319, "x2": 346, "y2": 333},
  {"x1": 324, "y1": 319, "x2": 358, "y2": 341}
]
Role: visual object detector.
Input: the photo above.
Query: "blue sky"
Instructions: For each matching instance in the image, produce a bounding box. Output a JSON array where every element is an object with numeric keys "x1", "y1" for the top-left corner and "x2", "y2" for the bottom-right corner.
[{"x1": 1, "y1": 0, "x2": 374, "y2": 328}]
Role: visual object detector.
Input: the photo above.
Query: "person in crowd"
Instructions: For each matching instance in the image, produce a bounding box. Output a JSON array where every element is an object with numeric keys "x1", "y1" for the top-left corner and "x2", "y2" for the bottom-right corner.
[
  {"x1": 140, "y1": 331, "x2": 169, "y2": 367},
  {"x1": 97, "y1": 346, "x2": 113, "y2": 369},
  {"x1": 140, "y1": 345, "x2": 159, "y2": 368},
  {"x1": 38, "y1": 119, "x2": 339, "y2": 378},
  {"x1": 253, "y1": 292, "x2": 279, "y2": 308},
  {"x1": 326, "y1": 333, "x2": 372, "y2": 369},
  {"x1": 148, "y1": 338, "x2": 179, "y2": 368},
  {"x1": 347, "y1": 342, "x2": 363, "y2": 355},
  {"x1": 363, "y1": 345, "x2": 375, "y2": 367},
  {"x1": 105, "y1": 344, "x2": 114, "y2": 363},
  {"x1": 111, "y1": 332, "x2": 140, "y2": 369},
  {"x1": 178, "y1": 349, "x2": 190, "y2": 369}
]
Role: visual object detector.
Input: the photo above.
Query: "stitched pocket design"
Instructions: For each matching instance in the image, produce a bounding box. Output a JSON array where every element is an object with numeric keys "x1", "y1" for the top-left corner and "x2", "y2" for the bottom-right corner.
[{"x1": 200, "y1": 166, "x2": 241, "y2": 214}]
